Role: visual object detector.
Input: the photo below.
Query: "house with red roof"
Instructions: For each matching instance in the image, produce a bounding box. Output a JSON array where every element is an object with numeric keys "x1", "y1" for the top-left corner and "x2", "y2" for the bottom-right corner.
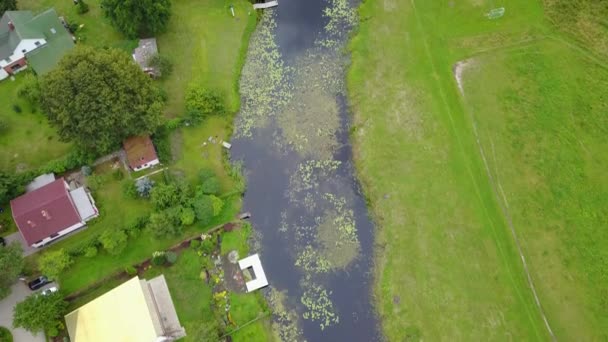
[
  {"x1": 10, "y1": 177, "x2": 98, "y2": 248},
  {"x1": 123, "y1": 135, "x2": 160, "y2": 172}
]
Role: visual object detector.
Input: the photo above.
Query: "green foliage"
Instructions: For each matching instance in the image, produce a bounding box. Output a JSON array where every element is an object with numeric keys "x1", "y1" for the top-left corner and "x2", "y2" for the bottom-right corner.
[
  {"x1": 200, "y1": 177, "x2": 221, "y2": 195},
  {"x1": 81, "y1": 165, "x2": 92, "y2": 176},
  {"x1": 190, "y1": 239, "x2": 201, "y2": 249},
  {"x1": 150, "y1": 182, "x2": 180, "y2": 210},
  {"x1": 11, "y1": 104, "x2": 21, "y2": 113},
  {"x1": 185, "y1": 84, "x2": 225, "y2": 118},
  {"x1": 83, "y1": 246, "x2": 98, "y2": 258},
  {"x1": 77, "y1": 0, "x2": 90, "y2": 14},
  {"x1": 147, "y1": 210, "x2": 182, "y2": 237},
  {"x1": 152, "y1": 127, "x2": 172, "y2": 163},
  {"x1": 209, "y1": 195, "x2": 224, "y2": 217},
  {"x1": 180, "y1": 207, "x2": 196, "y2": 226},
  {"x1": 192, "y1": 195, "x2": 214, "y2": 225},
  {"x1": 0, "y1": 242, "x2": 24, "y2": 300},
  {"x1": 0, "y1": 0, "x2": 16, "y2": 15},
  {"x1": 16, "y1": 73, "x2": 41, "y2": 105},
  {"x1": 0, "y1": 326, "x2": 12, "y2": 342},
  {"x1": 166, "y1": 251, "x2": 178, "y2": 264},
  {"x1": 199, "y1": 237, "x2": 216, "y2": 256},
  {"x1": 198, "y1": 168, "x2": 216, "y2": 183},
  {"x1": 101, "y1": 0, "x2": 172, "y2": 38},
  {"x1": 40, "y1": 46, "x2": 163, "y2": 154},
  {"x1": 38, "y1": 249, "x2": 73, "y2": 280},
  {"x1": 135, "y1": 177, "x2": 155, "y2": 197},
  {"x1": 124, "y1": 265, "x2": 137, "y2": 276},
  {"x1": 148, "y1": 54, "x2": 174, "y2": 79},
  {"x1": 99, "y1": 229, "x2": 128, "y2": 255},
  {"x1": 151, "y1": 251, "x2": 167, "y2": 266},
  {"x1": 12, "y1": 292, "x2": 67, "y2": 334},
  {"x1": 122, "y1": 180, "x2": 138, "y2": 199},
  {"x1": 188, "y1": 320, "x2": 221, "y2": 342}
]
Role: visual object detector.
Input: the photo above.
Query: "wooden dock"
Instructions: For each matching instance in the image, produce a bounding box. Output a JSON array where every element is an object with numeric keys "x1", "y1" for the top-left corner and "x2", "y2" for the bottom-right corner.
[{"x1": 253, "y1": 0, "x2": 278, "y2": 9}]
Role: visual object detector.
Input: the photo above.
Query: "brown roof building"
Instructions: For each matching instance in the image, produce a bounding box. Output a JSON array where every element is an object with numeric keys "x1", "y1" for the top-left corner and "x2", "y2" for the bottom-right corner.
[
  {"x1": 10, "y1": 177, "x2": 97, "y2": 247},
  {"x1": 123, "y1": 135, "x2": 160, "y2": 171}
]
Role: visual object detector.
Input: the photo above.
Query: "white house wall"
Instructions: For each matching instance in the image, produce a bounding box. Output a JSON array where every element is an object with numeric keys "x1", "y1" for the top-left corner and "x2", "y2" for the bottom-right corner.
[
  {"x1": 0, "y1": 39, "x2": 46, "y2": 68},
  {"x1": 133, "y1": 158, "x2": 160, "y2": 171},
  {"x1": 31, "y1": 221, "x2": 85, "y2": 248}
]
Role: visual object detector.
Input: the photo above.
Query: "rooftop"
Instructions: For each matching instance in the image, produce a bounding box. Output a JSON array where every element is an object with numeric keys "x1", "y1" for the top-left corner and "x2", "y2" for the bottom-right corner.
[{"x1": 123, "y1": 135, "x2": 159, "y2": 169}]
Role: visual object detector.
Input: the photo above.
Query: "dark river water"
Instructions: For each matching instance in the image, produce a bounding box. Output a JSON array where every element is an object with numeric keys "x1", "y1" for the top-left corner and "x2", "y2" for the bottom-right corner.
[{"x1": 230, "y1": 0, "x2": 381, "y2": 340}]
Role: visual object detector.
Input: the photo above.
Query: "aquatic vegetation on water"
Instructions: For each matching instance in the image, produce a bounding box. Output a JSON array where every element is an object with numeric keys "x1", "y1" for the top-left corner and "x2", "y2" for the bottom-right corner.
[
  {"x1": 301, "y1": 282, "x2": 340, "y2": 330},
  {"x1": 319, "y1": 0, "x2": 358, "y2": 48},
  {"x1": 267, "y1": 288, "x2": 305, "y2": 341},
  {"x1": 295, "y1": 245, "x2": 332, "y2": 274},
  {"x1": 237, "y1": 10, "x2": 292, "y2": 137},
  {"x1": 289, "y1": 160, "x2": 341, "y2": 200}
]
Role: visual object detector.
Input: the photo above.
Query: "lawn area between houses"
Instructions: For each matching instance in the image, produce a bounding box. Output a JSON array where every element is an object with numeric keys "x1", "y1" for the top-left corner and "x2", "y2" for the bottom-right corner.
[
  {"x1": 348, "y1": 0, "x2": 607, "y2": 340},
  {"x1": 0, "y1": 77, "x2": 71, "y2": 173}
]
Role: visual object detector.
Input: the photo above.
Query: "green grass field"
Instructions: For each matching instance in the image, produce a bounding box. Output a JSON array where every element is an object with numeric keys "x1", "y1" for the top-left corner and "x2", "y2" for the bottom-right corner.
[
  {"x1": 0, "y1": 77, "x2": 71, "y2": 172},
  {"x1": 348, "y1": 0, "x2": 607, "y2": 340}
]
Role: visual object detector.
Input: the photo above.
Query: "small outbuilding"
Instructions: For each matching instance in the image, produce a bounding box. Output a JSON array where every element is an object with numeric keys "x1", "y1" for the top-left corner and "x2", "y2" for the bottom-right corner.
[
  {"x1": 238, "y1": 254, "x2": 269, "y2": 292},
  {"x1": 132, "y1": 38, "x2": 160, "y2": 78},
  {"x1": 123, "y1": 135, "x2": 160, "y2": 172}
]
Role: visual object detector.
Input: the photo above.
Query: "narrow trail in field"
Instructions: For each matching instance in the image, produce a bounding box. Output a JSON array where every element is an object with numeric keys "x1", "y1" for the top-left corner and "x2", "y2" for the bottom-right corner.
[
  {"x1": 408, "y1": 0, "x2": 555, "y2": 338},
  {"x1": 453, "y1": 62, "x2": 556, "y2": 341}
]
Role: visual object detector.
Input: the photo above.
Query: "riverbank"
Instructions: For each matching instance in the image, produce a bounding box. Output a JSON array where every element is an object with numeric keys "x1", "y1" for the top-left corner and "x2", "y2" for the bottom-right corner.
[{"x1": 348, "y1": 0, "x2": 607, "y2": 340}]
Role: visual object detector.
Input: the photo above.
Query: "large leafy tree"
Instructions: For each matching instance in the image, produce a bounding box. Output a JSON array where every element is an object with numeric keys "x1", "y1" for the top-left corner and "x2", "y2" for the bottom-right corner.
[
  {"x1": 0, "y1": 242, "x2": 24, "y2": 300},
  {"x1": 13, "y1": 292, "x2": 68, "y2": 334},
  {"x1": 101, "y1": 0, "x2": 171, "y2": 38},
  {"x1": 38, "y1": 249, "x2": 73, "y2": 280},
  {"x1": 0, "y1": 0, "x2": 17, "y2": 16},
  {"x1": 40, "y1": 46, "x2": 163, "y2": 155}
]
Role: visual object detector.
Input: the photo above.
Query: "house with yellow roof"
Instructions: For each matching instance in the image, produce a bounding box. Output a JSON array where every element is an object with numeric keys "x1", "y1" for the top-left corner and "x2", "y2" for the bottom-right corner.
[{"x1": 64, "y1": 275, "x2": 186, "y2": 342}]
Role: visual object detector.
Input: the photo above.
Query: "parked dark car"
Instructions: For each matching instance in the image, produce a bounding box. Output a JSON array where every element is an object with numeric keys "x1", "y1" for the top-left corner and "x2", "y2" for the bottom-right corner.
[
  {"x1": 0, "y1": 237, "x2": 5, "y2": 247},
  {"x1": 28, "y1": 276, "x2": 50, "y2": 291}
]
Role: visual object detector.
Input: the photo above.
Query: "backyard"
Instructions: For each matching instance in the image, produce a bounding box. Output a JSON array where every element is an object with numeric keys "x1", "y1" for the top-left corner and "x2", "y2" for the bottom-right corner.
[
  {"x1": 1, "y1": 0, "x2": 265, "y2": 339},
  {"x1": 348, "y1": 0, "x2": 607, "y2": 340}
]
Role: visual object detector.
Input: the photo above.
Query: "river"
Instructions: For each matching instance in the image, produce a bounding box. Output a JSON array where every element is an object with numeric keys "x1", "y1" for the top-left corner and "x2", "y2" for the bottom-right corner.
[{"x1": 230, "y1": 0, "x2": 381, "y2": 340}]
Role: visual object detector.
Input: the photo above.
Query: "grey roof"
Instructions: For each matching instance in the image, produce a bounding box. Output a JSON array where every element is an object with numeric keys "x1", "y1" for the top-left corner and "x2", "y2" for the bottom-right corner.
[
  {"x1": 69, "y1": 187, "x2": 97, "y2": 222},
  {"x1": 0, "y1": 11, "x2": 36, "y2": 60},
  {"x1": 132, "y1": 38, "x2": 158, "y2": 69},
  {"x1": 25, "y1": 173, "x2": 56, "y2": 192}
]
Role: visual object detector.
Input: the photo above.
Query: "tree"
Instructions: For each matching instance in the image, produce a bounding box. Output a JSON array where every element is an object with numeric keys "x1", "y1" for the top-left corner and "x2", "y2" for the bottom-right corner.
[
  {"x1": 135, "y1": 177, "x2": 155, "y2": 197},
  {"x1": 185, "y1": 85, "x2": 225, "y2": 118},
  {"x1": 99, "y1": 229, "x2": 128, "y2": 255},
  {"x1": 150, "y1": 182, "x2": 179, "y2": 210},
  {"x1": 0, "y1": 242, "x2": 24, "y2": 300},
  {"x1": 40, "y1": 46, "x2": 163, "y2": 154},
  {"x1": 0, "y1": 0, "x2": 16, "y2": 16},
  {"x1": 147, "y1": 211, "x2": 182, "y2": 237},
  {"x1": 209, "y1": 195, "x2": 224, "y2": 217},
  {"x1": 148, "y1": 54, "x2": 173, "y2": 79},
  {"x1": 13, "y1": 292, "x2": 67, "y2": 334},
  {"x1": 0, "y1": 171, "x2": 24, "y2": 204},
  {"x1": 16, "y1": 73, "x2": 40, "y2": 105},
  {"x1": 192, "y1": 195, "x2": 214, "y2": 225},
  {"x1": 38, "y1": 249, "x2": 72, "y2": 280},
  {"x1": 200, "y1": 177, "x2": 221, "y2": 195},
  {"x1": 180, "y1": 207, "x2": 195, "y2": 226},
  {"x1": 101, "y1": 0, "x2": 171, "y2": 38}
]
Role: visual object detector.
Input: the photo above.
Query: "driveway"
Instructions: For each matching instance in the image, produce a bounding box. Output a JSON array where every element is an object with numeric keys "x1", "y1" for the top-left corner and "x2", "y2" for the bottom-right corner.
[
  {"x1": 3, "y1": 233, "x2": 38, "y2": 256},
  {"x1": 0, "y1": 283, "x2": 46, "y2": 342}
]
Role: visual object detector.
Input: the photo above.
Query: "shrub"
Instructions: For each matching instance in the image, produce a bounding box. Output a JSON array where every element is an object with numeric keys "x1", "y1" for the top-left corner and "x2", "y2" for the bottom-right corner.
[
  {"x1": 16, "y1": 73, "x2": 40, "y2": 104},
  {"x1": 99, "y1": 229, "x2": 128, "y2": 255},
  {"x1": 147, "y1": 211, "x2": 182, "y2": 237},
  {"x1": 165, "y1": 117, "x2": 182, "y2": 130},
  {"x1": 185, "y1": 108, "x2": 204, "y2": 125},
  {"x1": 38, "y1": 249, "x2": 73, "y2": 280},
  {"x1": 0, "y1": 118, "x2": 8, "y2": 134},
  {"x1": 200, "y1": 237, "x2": 215, "y2": 255},
  {"x1": 77, "y1": 0, "x2": 90, "y2": 14},
  {"x1": 124, "y1": 266, "x2": 137, "y2": 276},
  {"x1": 198, "y1": 168, "x2": 216, "y2": 183},
  {"x1": 192, "y1": 195, "x2": 213, "y2": 224},
  {"x1": 81, "y1": 165, "x2": 92, "y2": 176},
  {"x1": 83, "y1": 246, "x2": 97, "y2": 258},
  {"x1": 200, "y1": 177, "x2": 221, "y2": 195},
  {"x1": 135, "y1": 177, "x2": 154, "y2": 197},
  {"x1": 148, "y1": 54, "x2": 173, "y2": 79},
  {"x1": 180, "y1": 207, "x2": 195, "y2": 226},
  {"x1": 47, "y1": 326, "x2": 59, "y2": 337},
  {"x1": 209, "y1": 195, "x2": 224, "y2": 216},
  {"x1": 185, "y1": 84, "x2": 225, "y2": 117},
  {"x1": 152, "y1": 127, "x2": 172, "y2": 163},
  {"x1": 151, "y1": 251, "x2": 166, "y2": 266},
  {"x1": 190, "y1": 239, "x2": 201, "y2": 249},
  {"x1": 0, "y1": 327, "x2": 12, "y2": 342},
  {"x1": 12, "y1": 104, "x2": 22, "y2": 113},
  {"x1": 150, "y1": 183, "x2": 179, "y2": 209},
  {"x1": 122, "y1": 180, "x2": 138, "y2": 199},
  {"x1": 166, "y1": 251, "x2": 177, "y2": 264}
]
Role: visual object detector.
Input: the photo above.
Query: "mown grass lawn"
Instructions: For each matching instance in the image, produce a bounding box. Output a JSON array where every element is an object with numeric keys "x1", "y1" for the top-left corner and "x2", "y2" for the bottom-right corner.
[
  {"x1": 348, "y1": 0, "x2": 606, "y2": 340},
  {"x1": 0, "y1": 77, "x2": 71, "y2": 173}
]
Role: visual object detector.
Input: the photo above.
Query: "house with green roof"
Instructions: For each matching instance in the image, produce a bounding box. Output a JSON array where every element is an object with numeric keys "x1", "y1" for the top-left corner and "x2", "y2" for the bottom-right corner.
[{"x1": 0, "y1": 8, "x2": 74, "y2": 81}]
